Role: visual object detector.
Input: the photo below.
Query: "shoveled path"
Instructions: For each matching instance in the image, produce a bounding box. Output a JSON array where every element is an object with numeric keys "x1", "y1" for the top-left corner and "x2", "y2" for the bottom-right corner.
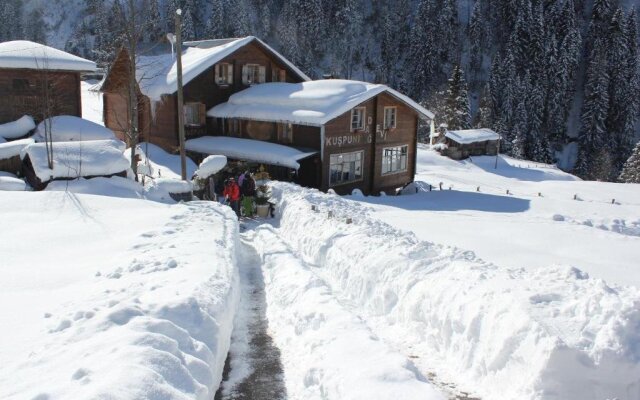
[{"x1": 214, "y1": 233, "x2": 286, "y2": 400}]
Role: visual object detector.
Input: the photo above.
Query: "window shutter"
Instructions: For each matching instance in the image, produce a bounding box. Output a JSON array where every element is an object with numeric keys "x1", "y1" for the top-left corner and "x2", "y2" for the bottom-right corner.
[
  {"x1": 199, "y1": 103, "x2": 206, "y2": 125},
  {"x1": 242, "y1": 65, "x2": 249, "y2": 85},
  {"x1": 227, "y1": 65, "x2": 233, "y2": 84},
  {"x1": 214, "y1": 64, "x2": 220, "y2": 83},
  {"x1": 259, "y1": 66, "x2": 266, "y2": 83}
]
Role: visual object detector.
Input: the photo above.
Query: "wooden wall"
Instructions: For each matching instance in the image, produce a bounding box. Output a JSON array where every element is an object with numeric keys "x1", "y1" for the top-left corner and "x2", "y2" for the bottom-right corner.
[
  {"x1": 322, "y1": 92, "x2": 419, "y2": 195},
  {"x1": 0, "y1": 68, "x2": 81, "y2": 124}
]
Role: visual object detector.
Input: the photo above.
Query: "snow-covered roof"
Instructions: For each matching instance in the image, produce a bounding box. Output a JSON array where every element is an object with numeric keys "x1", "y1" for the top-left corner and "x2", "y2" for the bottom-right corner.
[
  {"x1": 33, "y1": 116, "x2": 116, "y2": 143},
  {"x1": 0, "y1": 115, "x2": 36, "y2": 140},
  {"x1": 207, "y1": 80, "x2": 434, "y2": 126},
  {"x1": 135, "y1": 36, "x2": 310, "y2": 100},
  {"x1": 0, "y1": 138, "x2": 34, "y2": 160},
  {"x1": 20, "y1": 139, "x2": 130, "y2": 182},
  {"x1": 185, "y1": 136, "x2": 317, "y2": 170},
  {"x1": 445, "y1": 128, "x2": 500, "y2": 144},
  {"x1": 0, "y1": 40, "x2": 96, "y2": 72}
]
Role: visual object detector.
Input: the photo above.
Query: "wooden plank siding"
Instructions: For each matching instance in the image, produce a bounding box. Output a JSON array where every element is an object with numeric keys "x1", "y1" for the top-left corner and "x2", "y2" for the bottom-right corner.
[
  {"x1": 0, "y1": 68, "x2": 82, "y2": 124},
  {"x1": 321, "y1": 92, "x2": 419, "y2": 195}
]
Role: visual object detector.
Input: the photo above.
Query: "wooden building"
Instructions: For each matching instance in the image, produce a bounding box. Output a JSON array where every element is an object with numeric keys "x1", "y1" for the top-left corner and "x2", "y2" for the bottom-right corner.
[
  {"x1": 0, "y1": 40, "x2": 96, "y2": 126},
  {"x1": 101, "y1": 37, "x2": 434, "y2": 195},
  {"x1": 101, "y1": 37, "x2": 310, "y2": 150},
  {"x1": 440, "y1": 128, "x2": 501, "y2": 160},
  {"x1": 205, "y1": 80, "x2": 434, "y2": 195}
]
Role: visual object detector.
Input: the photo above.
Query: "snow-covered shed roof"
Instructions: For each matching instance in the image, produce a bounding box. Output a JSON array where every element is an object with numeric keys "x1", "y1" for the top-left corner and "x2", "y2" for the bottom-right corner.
[
  {"x1": 445, "y1": 128, "x2": 501, "y2": 144},
  {"x1": 0, "y1": 138, "x2": 34, "y2": 161},
  {"x1": 0, "y1": 41, "x2": 96, "y2": 72},
  {"x1": 207, "y1": 80, "x2": 434, "y2": 126},
  {"x1": 134, "y1": 36, "x2": 310, "y2": 100},
  {"x1": 33, "y1": 116, "x2": 116, "y2": 143},
  {"x1": 20, "y1": 139, "x2": 130, "y2": 182},
  {"x1": 185, "y1": 136, "x2": 317, "y2": 170},
  {"x1": 0, "y1": 115, "x2": 36, "y2": 140}
]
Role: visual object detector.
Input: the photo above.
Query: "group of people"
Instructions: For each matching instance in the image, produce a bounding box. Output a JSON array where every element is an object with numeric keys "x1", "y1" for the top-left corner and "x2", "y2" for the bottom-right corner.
[{"x1": 222, "y1": 171, "x2": 256, "y2": 218}]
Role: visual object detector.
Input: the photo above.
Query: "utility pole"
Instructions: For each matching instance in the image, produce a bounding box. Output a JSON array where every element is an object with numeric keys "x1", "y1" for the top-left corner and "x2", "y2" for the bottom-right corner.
[{"x1": 175, "y1": 8, "x2": 187, "y2": 181}]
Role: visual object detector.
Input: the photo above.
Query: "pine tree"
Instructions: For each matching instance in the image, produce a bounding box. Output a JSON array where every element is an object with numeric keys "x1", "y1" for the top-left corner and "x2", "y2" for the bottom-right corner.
[
  {"x1": 206, "y1": 0, "x2": 226, "y2": 38},
  {"x1": 145, "y1": 0, "x2": 163, "y2": 43},
  {"x1": 182, "y1": 7, "x2": 196, "y2": 41},
  {"x1": 474, "y1": 83, "x2": 493, "y2": 128},
  {"x1": 164, "y1": 0, "x2": 179, "y2": 33},
  {"x1": 468, "y1": 0, "x2": 484, "y2": 78},
  {"x1": 618, "y1": 141, "x2": 640, "y2": 183},
  {"x1": 575, "y1": 37, "x2": 611, "y2": 180},
  {"x1": 25, "y1": 7, "x2": 47, "y2": 44},
  {"x1": 443, "y1": 64, "x2": 471, "y2": 130},
  {"x1": 231, "y1": 0, "x2": 252, "y2": 37},
  {"x1": 407, "y1": 0, "x2": 437, "y2": 100}
]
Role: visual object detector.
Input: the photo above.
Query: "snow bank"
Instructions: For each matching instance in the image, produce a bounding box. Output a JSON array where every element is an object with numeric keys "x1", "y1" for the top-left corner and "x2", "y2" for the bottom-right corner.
[
  {"x1": 271, "y1": 182, "x2": 640, "y2": 400},
  {"x1": 21, "y1": 139, "x2": 129, "y2": 182},
  {"x1": 0, "y1": 115, "x2": 35, "y2": 139},
  {"x1": 33, "y1": 116, "x2": 116, "y2": 142},
  {"x1": 247, "y1": 226, "x2": 445, "y2": 400},
  {"x1": 45, "y1": 176, "x2": 144, "y2": 199},
  {"x1": 130, "y1": 142, "x2": 197, "y2": 180},
  {"x1": 0, "y1": 40, "x2": 96, "y2": 71},
  {"x1": 0, "y1": 172, "x2": 26, "y2": 191},
  {"x1": 186, "y1": 136, "x2": 316, "y2": 170},
  {"x1": 0, "y1": 193, "x2": 240, "y2": 399},
  {"x1": 145, "y1": 178, "x2": 193, "y2": 203},
  {"x1": 195, "y1": 155, "x2": 227, "y2": 178},
  {"x1": 0, "y1": 138, "x2": 34, "y2": 160},
  {"x1": 208, "y1": 80, "x2": 434, "y2": 126}
]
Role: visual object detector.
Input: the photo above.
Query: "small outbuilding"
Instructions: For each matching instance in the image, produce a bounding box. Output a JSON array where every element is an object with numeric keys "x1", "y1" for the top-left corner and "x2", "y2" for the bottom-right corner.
[
  {"x1": 20, "y1": 139, "x2": 130, "y2": 190},
  {"x1": 0, "y1": 40, "x2": 96, "y2": 125},
  {"x1": 441, "y1": 128, "x2": 500, "y2": 160}
]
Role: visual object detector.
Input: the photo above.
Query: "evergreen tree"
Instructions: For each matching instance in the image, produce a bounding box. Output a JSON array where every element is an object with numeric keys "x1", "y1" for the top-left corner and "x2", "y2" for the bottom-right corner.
[
  {"x1": 407, "y1": 0, "x2": 438, "y2": 100},
  {"x1": 164, "y1": 0, "x2": 179, "y2": 33},
  {"x1": 181, "y1": 7, "x2": 196, "y2": 41},
  {"x1": 575, "y1": 37, "x2": 611, "y2": 180},
  {"x1": 25, "y1": 7, "x2": 47, "y2": 44},
  {"x1": 468, "y1": 0, "x2": 484, "y2": 78},
  {"x1": 145, "y1": 0, "x2": 163, "y2": 43},
  {"x1": 443, "y1": 64, "x2": 471, "y2": 130},
  {"x1": 474, "y1": 83, "x2": 493, "y2": 128},
  {"x1": 205, "y1": 0, "x2": 226, "y2": 38},
  {"x1": 618, "y1": 141, "x2": 640, "y2": 183},
  {"x1": 231, "y1": 0, "x2": 253, "y2": 37}
]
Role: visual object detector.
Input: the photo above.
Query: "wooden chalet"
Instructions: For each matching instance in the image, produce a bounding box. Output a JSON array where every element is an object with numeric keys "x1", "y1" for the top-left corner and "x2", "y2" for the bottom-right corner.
[
  {"x1": 101, "y1": 37, "x2": 310, "y2": 150},
  {"x1": 0, "y1": 41, "x2": 96, "y2": 126},
  {"x1": 101, "y1": 37, "x2": 434, "y2": 195}
]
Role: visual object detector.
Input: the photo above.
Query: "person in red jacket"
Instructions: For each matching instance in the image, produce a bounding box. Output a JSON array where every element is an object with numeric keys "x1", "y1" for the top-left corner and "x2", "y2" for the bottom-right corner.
[{"x1": 223, "y1": 177, "x2": 241, "y2": 217}]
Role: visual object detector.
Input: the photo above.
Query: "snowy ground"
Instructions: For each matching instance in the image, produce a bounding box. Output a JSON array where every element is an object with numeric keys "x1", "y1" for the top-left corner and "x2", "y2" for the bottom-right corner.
[
  {"x1": 268, "y1": 180, "x2": 640, "y2": 400},
  {"x1": 0, "y1": 191, "x2": 240, "y2": 399},
  {"x1": 81, "y1": 80, "x2": 104, "y2": 126},
  {"x1": 360, "y1": 146, "x2": 640, "y2": 288}
]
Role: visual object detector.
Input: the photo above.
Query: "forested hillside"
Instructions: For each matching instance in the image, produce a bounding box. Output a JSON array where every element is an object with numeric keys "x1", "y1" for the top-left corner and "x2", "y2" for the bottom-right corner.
[{"x1": 1, "y1": 0, "x2": 639, "y2": 180}]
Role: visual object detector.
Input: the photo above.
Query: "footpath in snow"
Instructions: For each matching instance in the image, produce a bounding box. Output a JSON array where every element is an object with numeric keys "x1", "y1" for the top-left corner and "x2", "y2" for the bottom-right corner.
[
  {"x1": 270, "y1": 181, "x2": 640, "y2": 400},
  {"x1": 0, "y1": 191, "x2": 240, "y2": 400}
]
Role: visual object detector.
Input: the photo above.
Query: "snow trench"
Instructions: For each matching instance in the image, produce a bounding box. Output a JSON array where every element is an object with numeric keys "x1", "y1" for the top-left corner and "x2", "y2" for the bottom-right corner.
[{"x1": 271, "y1": 182, "x2": 640, "y2": 400}]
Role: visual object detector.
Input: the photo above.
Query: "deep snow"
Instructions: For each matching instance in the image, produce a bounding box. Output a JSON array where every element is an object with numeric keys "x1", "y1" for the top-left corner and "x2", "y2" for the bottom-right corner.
[{"x1": 0, "y1": 191, "x2": 240, "y2": 399}]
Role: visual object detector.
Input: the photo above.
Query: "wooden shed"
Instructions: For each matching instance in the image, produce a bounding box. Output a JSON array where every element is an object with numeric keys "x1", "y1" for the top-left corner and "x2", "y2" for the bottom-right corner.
[
  {"x1": 0, "y1": 40, "x2": 96, "y2": 125},
  {"x1": 441, "y1": 128, "x2": 501, "y2": 160}
]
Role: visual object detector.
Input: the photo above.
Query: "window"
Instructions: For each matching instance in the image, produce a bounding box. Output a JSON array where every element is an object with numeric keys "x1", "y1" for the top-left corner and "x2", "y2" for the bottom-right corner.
[
  {"x1": 226, "y1": 118, "x2": 241, "y2": 137},
  {"x1": 330, "y1": 151, "x2": 363, "y2": 185},
  {"x1": 351, "y1": 107, "x2": 365, "y2": 131},
  {"x1": 183, "y1": 103, "x2": 205, "y2": 126},
  {"x1": 382, "y1": 145, "x2": 408, "y2": 175},
  {"x1": 272, "y1": 67, "x2": 286, "y2": 82},
  {"x1": 242, "y1": 64, "x2": 266, "y2": 85},
  {"x1": 215, "y1": 63, "x2": 233, "y2": 85},
  {"x1": 277, "y1": 123, "x2": 293, "y2": 143},
  {"x1": 12, "y1": 79, "x2": 30, "y2": 91},
  {"x1": 384, "y1": 107, "x2": 397, "y2": 129}
]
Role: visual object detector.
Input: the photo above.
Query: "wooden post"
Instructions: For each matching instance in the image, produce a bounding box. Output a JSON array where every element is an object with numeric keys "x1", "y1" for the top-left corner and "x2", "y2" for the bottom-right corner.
[{"x1": 175, "y1": 9, "x2": 187, "y2": 181}]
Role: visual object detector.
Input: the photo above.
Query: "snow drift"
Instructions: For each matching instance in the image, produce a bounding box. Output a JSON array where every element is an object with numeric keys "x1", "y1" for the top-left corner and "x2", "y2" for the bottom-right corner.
[
  {"x1": 0, "y1": 192, "x2": 241, "y2": 399},
  {"x1": 271, "y1": 182, "x2": 640, "y2": 400},
  {"x1": 0, "y1": 115, "x2": 36, "y2": 139},
  {"x1": 34, "y1": 116, "x2": 116, "y2": 143}
]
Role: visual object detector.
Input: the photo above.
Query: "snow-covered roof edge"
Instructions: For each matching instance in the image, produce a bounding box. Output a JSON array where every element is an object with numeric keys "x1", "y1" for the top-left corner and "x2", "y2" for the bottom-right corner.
[
  {"x1": 208, "y1": 83, "x2": 435, "y2": 126},
  {"x1": 445, "y1": 128, "x2": 501, "y2": 144},
  {"x1": 0, "y1": 41, "x2": 96, "y2": 72}
]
